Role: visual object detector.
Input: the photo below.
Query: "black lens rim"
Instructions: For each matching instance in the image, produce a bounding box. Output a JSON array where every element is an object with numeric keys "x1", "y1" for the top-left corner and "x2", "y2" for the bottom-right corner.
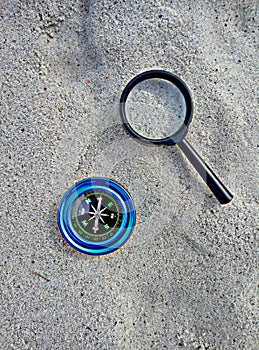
[{"x1": 120, "y1": 70, "x2": 194, "y2": 145}]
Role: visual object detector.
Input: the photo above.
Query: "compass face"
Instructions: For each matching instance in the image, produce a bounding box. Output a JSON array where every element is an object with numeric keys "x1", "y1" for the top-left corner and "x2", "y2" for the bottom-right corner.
[
  {"x1": 57, "y1": 178, "x2": 136, "y2": 256},
  {"x1": 71, "y1": 191, "x2": 123, "y2": 243}
]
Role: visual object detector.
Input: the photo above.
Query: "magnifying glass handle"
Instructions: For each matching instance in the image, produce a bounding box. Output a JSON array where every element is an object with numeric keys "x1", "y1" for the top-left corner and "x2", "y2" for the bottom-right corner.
[{"x1": 178, "y1": 139, "x2": 233, "y2": 204}]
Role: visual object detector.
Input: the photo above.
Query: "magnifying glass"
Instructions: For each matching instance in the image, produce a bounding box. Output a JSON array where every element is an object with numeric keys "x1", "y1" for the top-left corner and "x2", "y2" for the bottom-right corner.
[{"x1": 120, "y1": 70, "x2": 233, "y2": 204}]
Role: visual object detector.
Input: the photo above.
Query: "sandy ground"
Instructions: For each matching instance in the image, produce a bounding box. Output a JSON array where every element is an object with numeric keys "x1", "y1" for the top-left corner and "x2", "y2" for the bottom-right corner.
[{"x1": 1, "y1": 1, "x2": 258, "y2": 349}]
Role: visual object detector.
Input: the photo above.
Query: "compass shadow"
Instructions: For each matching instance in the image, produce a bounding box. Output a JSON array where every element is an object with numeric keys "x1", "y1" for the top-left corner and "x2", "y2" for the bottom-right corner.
[{"x1": 48, "y1": 202, "x2": 77, "y2": 257}]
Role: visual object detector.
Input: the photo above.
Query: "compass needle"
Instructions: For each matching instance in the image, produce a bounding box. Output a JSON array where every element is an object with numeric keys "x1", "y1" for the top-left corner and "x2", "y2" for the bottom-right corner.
[
  {"x1": 100, "y1": 207, "x2": 107, "y2": 213},
  {"x1": 90, "y1": 204, "x2": 97, "y2": 213},
  {"x1": 96, "y1": 196, "x2": 103, "y2": 213}
]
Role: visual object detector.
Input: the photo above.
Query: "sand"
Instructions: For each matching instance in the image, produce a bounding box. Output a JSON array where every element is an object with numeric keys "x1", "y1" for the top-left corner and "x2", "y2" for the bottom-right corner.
[{"x1": 1, "y1": 1, "x2": 258, "y2": 349}]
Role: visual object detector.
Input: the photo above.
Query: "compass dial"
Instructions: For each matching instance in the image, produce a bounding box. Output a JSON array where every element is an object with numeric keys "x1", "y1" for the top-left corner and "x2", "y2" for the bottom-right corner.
[
  {"x1": 57, "y1": 177, "x2": 136, "y2": 256},
  {"x1": 71, "y1": 191, "x2": 123, "y2": 242}
]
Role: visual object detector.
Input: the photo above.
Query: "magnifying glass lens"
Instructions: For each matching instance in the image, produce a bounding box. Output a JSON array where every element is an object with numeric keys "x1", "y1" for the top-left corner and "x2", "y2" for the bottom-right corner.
[{"x1": 125, "y1": 78, "x2": 187, "y2": 140}]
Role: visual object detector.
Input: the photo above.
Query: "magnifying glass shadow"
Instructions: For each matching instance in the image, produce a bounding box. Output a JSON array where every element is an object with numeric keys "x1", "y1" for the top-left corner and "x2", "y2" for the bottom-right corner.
[{"x1": 120, "y1": 70, "x2": 233, "y2": 205}]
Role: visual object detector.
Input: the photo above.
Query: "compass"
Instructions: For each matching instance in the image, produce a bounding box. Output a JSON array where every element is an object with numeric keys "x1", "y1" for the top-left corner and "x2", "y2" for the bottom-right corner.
[{"x1": 57, "y1": 177, "x2": 136, "y2": 256}]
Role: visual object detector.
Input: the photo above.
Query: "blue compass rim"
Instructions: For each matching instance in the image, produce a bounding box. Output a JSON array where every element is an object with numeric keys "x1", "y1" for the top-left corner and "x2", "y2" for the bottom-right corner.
[{"x1": 57, "y1": 177, "x2": 136, "y2": 256}]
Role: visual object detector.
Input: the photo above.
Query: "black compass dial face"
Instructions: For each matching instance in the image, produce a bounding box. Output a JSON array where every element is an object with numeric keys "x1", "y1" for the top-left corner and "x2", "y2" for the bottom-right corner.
[{"x1": 71, "y1": 190, "x2": 123, "y2": 243}]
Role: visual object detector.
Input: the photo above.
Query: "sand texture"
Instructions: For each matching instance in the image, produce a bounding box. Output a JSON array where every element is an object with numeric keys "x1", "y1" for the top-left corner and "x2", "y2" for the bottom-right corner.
[{"x1": 1, "y1": 1, "x2": 258, "y2": 349}]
